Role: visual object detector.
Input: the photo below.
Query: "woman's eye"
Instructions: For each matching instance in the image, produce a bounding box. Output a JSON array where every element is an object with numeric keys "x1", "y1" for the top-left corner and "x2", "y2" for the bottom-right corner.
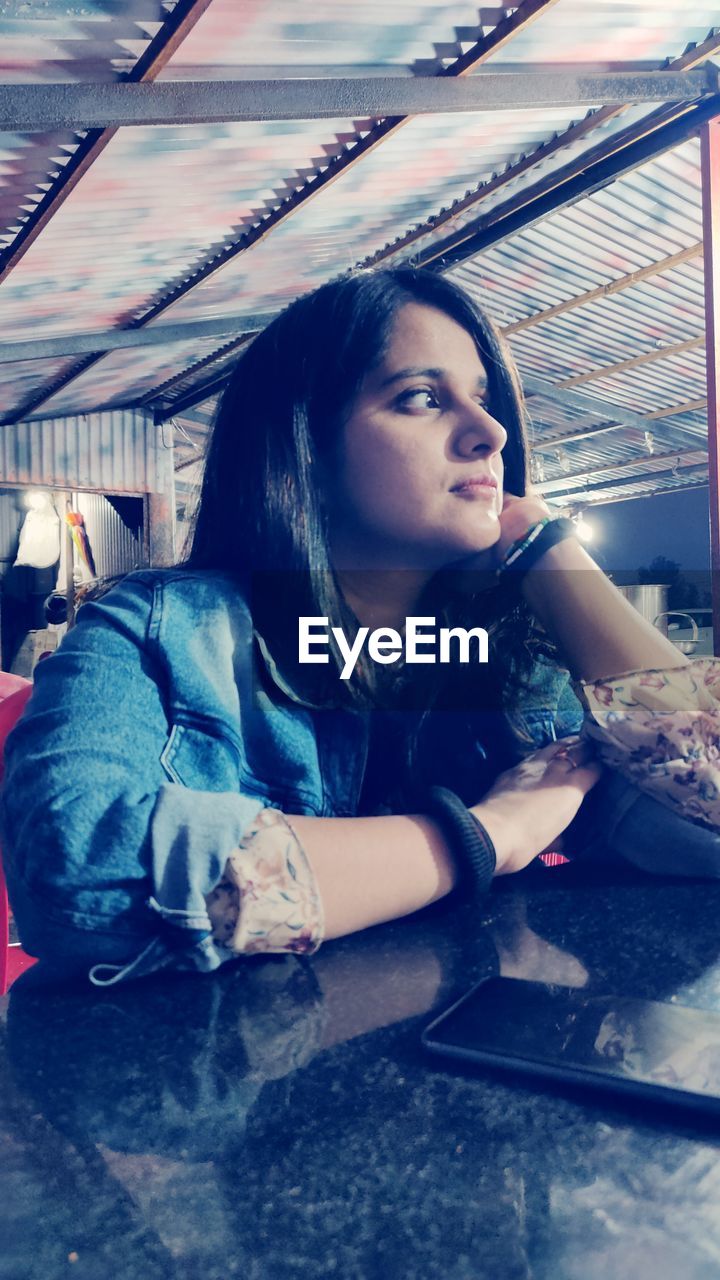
[{"x1": 395, "y1": 387, "x2": 439, "y2": 411}]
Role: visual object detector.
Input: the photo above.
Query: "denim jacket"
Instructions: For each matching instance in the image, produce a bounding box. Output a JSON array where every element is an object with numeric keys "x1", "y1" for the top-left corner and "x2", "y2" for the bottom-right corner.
[{"x1": 3, "y1": 568, "x2": 719, "y2": 986}]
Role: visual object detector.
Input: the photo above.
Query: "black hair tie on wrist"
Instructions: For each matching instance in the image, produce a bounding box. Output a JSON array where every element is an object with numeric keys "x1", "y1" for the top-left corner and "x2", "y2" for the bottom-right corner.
[
  {"x1": 500, "y1": 515, "x2": 576, "y2": 583},
  {"x1": 427, "y1": 786, "x2": 496, "y2": 900}
]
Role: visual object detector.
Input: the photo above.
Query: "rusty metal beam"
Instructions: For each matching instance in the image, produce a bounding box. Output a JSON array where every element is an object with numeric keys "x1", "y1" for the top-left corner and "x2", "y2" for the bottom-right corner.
[
  {"x1": 550, "y1": 335, "x2": 705, "y2": 389},
  {"x1": 505, "y1": 243, "x2": 703, "y2": 335},
  {"x1": 0, "y1": 0, "x2": 214, "y2": 291},
  {"x1": 702, "y1": 116, "x2": 720, "y2": 653},
  {"x1": 3, "y1": 69, "x2": 713, "y2": 132}
]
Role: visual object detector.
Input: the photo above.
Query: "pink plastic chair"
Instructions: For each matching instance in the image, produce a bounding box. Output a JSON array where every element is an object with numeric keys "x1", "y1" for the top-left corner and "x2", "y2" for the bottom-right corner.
[{"x1": 0, "y1": 674, "x2": 35, "y2": 993}]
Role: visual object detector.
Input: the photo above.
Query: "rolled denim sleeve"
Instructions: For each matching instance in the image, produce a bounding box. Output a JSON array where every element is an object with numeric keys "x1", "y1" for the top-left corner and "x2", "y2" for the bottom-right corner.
[{"x1": 0, "y1": 574, "x2": 270, "y2": 984}]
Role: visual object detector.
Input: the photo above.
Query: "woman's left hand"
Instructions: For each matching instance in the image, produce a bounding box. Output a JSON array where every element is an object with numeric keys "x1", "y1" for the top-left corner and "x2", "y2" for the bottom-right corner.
[
  {"x1": 445, "y1": 486, "x2": 550, "y2": 578},
  {"x1": 447, "y1": 489, "x2": 554, "y2": 578},
  {"x1": 496, "y1": 490, "x2": 553, "y2": 560}
]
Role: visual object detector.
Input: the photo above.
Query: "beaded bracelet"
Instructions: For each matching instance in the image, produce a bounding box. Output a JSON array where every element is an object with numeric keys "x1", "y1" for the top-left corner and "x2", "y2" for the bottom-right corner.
[
  {"x1": 498, "y1": 516, "x2": 576, "y2": 582},
  {"x1": 501, "y1": 517, "x2": 552, "y2": 570}
]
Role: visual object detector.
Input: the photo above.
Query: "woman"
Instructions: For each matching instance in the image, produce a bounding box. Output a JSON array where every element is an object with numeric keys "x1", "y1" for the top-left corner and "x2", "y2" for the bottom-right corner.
[{"x1": 2, "y1": 267, "x2": 718, "y2": 985}]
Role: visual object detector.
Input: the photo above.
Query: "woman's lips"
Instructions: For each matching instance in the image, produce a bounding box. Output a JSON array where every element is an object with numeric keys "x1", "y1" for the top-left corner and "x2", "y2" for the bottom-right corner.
[{"x1": 450, "y1": 478, "x2": 498, "y2": 498}]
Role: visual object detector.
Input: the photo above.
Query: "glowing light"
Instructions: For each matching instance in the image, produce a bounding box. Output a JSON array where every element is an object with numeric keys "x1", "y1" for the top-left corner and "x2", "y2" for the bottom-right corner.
[
  {"x1": 24, "y1": 490, "x2": 51, "y2": 510},
  {"x1": 574, "y1": 515, "x2": 594, "y2": 542}
]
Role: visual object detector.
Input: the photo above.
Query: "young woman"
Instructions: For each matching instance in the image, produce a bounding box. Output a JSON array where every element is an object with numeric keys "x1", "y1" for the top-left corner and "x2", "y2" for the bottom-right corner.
[{"x1": 2, "y1": 268, "x2": 719, "y2": 985}]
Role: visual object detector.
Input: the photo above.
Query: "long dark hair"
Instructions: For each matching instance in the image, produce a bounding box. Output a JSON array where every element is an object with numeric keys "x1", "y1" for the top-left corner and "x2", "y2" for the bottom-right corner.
[
  {"x1": 190, "y1": 267, "x2": 528, "y2": 576},
  {"x1": 187, "y1": 268, "x2": 543, "y2": 799}
]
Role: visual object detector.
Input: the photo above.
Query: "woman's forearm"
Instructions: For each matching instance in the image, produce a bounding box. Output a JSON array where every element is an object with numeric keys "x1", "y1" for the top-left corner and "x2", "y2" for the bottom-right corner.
[
  {"x1": 287, "y1": 738, "x2": 601, "y2": 940},
  {"x1": 286, "y1": 813, "x2": 458, "y2": 939},
  {"x1": 520, "y1": 537, "x2": 688, "y2": 682}
]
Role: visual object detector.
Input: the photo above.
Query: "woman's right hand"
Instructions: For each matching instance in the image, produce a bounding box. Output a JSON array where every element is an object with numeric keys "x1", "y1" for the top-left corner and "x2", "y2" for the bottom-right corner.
[{"x1": 470, "y1": 738, "x2": 603, "y2": 876}]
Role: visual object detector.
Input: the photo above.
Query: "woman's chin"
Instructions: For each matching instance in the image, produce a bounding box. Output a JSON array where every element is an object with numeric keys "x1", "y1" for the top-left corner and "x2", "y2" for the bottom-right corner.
[
  {"x1": 449, "y1": 524, "x2": 502, "y2": 560},
  {"x1": 440, "y1": 543, "x2": 500, "y2": 576}
]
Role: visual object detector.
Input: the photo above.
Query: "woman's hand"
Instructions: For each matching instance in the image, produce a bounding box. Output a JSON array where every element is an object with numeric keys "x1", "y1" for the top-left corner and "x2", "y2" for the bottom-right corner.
[
  {"x1": 446, "y1": 488, "x2": 553, "y2": 578},
  {"x1": 496, "y1": 490, "x2": 553, "y2": 560},
  {"x1": 449, "y1": 489, "x2": 552, "y2": 576},
  {"x1": 471, "y1": 738, "x2": 603, "y2": 876}
]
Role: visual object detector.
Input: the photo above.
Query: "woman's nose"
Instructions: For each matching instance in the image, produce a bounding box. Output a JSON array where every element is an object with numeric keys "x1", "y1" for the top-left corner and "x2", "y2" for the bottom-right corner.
[{"x1": 454, "y1": 401, "x2": 507, "y2": 456}]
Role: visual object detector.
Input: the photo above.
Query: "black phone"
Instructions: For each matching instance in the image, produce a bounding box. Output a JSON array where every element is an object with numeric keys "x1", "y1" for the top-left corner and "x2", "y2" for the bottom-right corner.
[{"x1": 422, "y1": 976, "x2": 720, "y2": 1115}]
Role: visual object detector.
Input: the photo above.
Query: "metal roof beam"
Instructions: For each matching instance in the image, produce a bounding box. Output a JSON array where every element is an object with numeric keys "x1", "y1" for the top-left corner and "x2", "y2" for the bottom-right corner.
[
  {"x1": 555, "y1": 478, "x2": 709, "y2": 506},
  {"x1": 538, "y1": 447, "x2": 706, "y2": 492},
  {"x1": 525, "y1": 376, "x2": 690, "y2": 431},
  {"x1": 546, "y1": 460, "x2": 708, "y2": 501},
  {"x1": 0, "y1": 0, "x2": 214, "y2": 290},
  {"x1": 505, "y1": 244, "x2": 703, "y2": 336},
  {"x1": 527, "y1": 377, "x2": 707, "y2": 447},
  {"x1": 551, "y1": 335, "x2": 705, "y2": 389},
  {"x1": 0, "y1": 314, "x2": 271, "y2": 365},
  {"x1": 155, "y1": 371, "x2": 232, "y2": 420},
  {"x1": 1, "y1": 70, "x2": 714, "y2": 132}
]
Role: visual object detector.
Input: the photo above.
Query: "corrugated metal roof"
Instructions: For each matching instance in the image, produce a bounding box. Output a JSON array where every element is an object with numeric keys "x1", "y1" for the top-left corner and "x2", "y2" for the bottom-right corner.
[
  {"x1": 492, "y1": 2, "x2": 720, "y2": 64},
  {"x1": 0, "y1": 1, "x2": 177, "y2": 248},
  {"x1": 0, "y1": 354, "x2": 80, "y2": 416},
  {"x1": 451, "y1": 139, "x2": 704, "y2": 323},
  {"x1": 27, "y1": 332, "x2": 244, "y2": 418},
  {"x1": 0, "y1": 0, "x2": 716, "y2": 509},
  {"x1": 0, "y1": 3, "x2": 173, "y2": 84},
  {"x1": 160, "y1": 0, "x2": 485, "y2": 73},
  {"x1": 0, "y1": 117, "x2": 371, "y2": 339},
  {"x1": 151, "y1": 105, "x2": 599, "y2": 328},
  {"x1": 446, "y1": 133, "x2": 711, "y2": 504}
]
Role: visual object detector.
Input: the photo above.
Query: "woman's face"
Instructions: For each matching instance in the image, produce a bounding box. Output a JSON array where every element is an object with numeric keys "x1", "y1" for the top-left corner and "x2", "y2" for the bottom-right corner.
[{"x1": 327, "y1": 302, "x2": 508, "y2": 570}]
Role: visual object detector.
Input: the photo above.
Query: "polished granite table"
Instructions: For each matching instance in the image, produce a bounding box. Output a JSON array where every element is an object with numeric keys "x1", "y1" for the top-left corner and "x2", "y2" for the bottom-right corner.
[{"x1": 3, "y1": 860, "x2": 720, "y2": 1280}]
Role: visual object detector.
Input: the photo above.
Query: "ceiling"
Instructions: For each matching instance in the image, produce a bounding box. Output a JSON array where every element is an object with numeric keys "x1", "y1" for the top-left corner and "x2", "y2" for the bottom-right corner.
[{"x1": 1, "y1": 0, "x2": 719, "y2": 516}]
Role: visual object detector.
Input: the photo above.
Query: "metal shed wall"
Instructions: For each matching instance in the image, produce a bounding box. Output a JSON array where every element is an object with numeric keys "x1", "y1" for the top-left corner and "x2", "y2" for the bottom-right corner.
[
  {"x1": 0, "y1": 408, "x2": 172, "y2": 494},
  {"x1": 76, "y1": 492, "x2": 144, "y2": 579}
]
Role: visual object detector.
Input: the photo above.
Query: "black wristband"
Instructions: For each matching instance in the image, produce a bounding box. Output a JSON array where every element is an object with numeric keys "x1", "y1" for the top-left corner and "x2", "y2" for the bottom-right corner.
[
  {"x1": 427, "y1": 786, "x2": 496, "y2": 900},
  {"x1": 500, "y1": 516, "x2": 576, "y2": 582}
]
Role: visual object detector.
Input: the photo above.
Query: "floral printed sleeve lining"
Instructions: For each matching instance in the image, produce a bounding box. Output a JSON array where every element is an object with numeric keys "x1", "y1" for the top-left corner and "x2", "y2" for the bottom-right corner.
[
  {"x1": 579, "y1": 658, "x2": 720, "y2": 832},
  {"x1": 204, "y1": 807, "x2": 324, "y2": 957}
]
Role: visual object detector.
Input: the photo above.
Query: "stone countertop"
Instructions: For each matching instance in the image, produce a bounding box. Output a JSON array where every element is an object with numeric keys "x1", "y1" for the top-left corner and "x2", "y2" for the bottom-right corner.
[{"x1": 4, "y1": 861, "x2": 720, "y2": 1280}]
